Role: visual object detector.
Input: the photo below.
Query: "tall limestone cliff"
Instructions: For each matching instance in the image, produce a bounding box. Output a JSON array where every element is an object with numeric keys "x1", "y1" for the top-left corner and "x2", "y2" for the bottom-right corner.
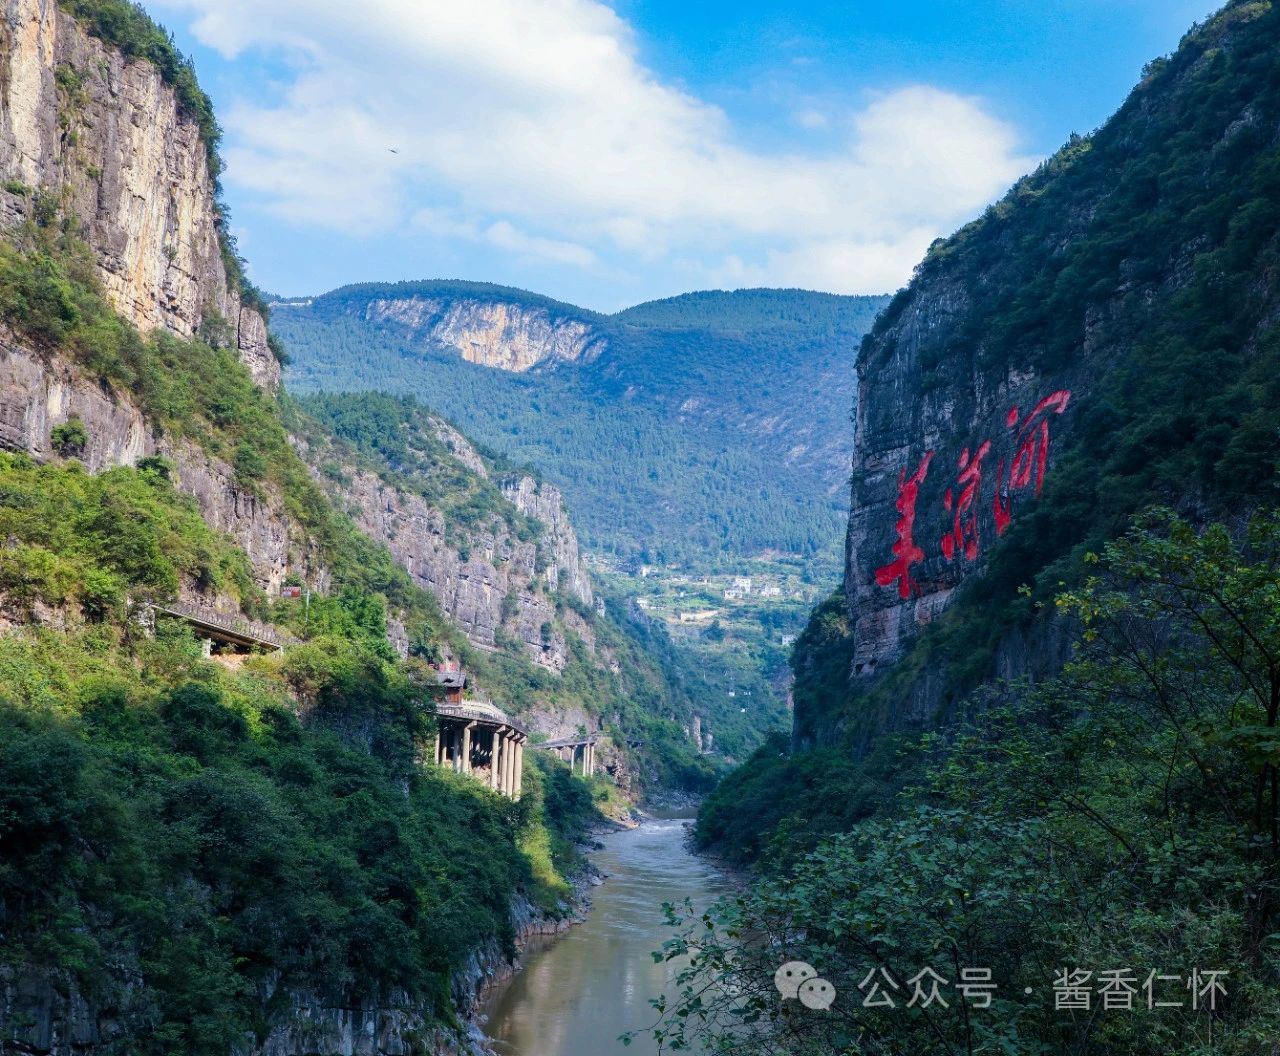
[
  {"x1": 797, "y1": 0, "x2": 1280, "y2": 748},
  {"x1": 0, "y1": 0, "x2": 295, "y2": 590},
  {"x1": 0, "y1": 2, "x2": 664, "y2": 728},
  {"x1": 293, "y1": 396, "x2": 596, "y2": 672},
  {"x1": 0, "y1": 0, "x2": 278, "y2": 389}
]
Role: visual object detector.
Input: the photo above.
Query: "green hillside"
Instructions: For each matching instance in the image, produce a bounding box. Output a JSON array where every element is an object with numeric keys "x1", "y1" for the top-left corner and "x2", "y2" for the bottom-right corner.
[
  {"x1": 671, "y1": 3, "x2": 1280, "y2": 1054},
  {"x1": 289, "y1": 389, "x2": 778, "y2": 767},
  {"x1": 0, "y1": 449, "x2": 622, "y2": 1049},
  {"x1": 275, "y1": 286, "x2": 887, "y2": 573},
  {"x1": 0, "y1": 217, "x2": 605, "y2": 1048},
  {"x1": 0, "y1": 31, "x2": 723, "y2": 1041}
]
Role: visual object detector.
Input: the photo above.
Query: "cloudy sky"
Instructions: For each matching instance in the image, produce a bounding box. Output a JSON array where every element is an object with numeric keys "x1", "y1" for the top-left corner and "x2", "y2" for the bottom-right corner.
[{"x1": 152, "y1": 0, "x2": 1219, "y2": 310}]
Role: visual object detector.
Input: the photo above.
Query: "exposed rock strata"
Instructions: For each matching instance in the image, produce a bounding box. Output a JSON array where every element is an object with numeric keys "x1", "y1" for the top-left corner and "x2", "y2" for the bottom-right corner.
[
  {"x1": 818, "y1": 5, "x2": 1280, "y2": 751},
  {"x1": 0, "y1": 0, "x2": 277, "y2": 389},
  {"x1": 312, "y1": 458, "x2": 591, "y2": 672},
  {"x1": 0, "y1": 337, "x2": 295, "y2": 591},
  {"x1": 364, "y1": 296, "x2": 605, "y2": 372}
]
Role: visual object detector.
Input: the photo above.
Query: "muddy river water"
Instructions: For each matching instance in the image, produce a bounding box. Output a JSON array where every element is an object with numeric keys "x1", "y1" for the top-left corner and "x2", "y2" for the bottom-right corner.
[{"x1": 483, "y1": 815, "x2": 729, "y2": 1056}]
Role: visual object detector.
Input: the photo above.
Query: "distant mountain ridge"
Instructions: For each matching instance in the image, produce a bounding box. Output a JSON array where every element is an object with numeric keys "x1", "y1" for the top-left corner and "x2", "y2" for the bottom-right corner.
[{"x1": 276, "y1": 284, "x2": 889, "y2": 571}]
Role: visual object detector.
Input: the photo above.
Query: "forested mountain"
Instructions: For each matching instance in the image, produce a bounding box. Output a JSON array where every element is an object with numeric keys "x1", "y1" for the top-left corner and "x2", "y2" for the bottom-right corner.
[
  {"x1": 681, "y1": 3, "x2": 1280, "y2": 1054},
  {"x1": 0, "y1": 2, "x2": 726, "y2": 1051},
  {"x1": 276, "y1": 284, "x2": 887, "y2": 572}
]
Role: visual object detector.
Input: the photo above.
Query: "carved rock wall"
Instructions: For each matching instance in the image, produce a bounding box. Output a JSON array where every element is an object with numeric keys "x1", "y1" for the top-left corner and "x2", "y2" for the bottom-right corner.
[{"x1": 812, "y1": 4, "x2": 1280, "y2": 749}]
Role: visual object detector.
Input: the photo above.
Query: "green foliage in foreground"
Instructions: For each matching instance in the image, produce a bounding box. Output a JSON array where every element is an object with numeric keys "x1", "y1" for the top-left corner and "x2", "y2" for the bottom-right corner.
[
  {"x1": 667, "y1": 511, "x2": 1280, "y2": 1055},
  {"x1": 0, "y1": 452, "x2": 256, "y2": 618},
  {"x1": 0, "y1": 456, "x2": 602, "y2": 1050},
  {"x1": 0, "y1": 633, "x2": 530, "y2": 1051}
]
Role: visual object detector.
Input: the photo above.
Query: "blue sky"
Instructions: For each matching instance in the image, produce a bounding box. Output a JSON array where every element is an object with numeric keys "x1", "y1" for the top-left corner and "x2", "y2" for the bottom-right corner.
[{"x1": 152, "y1": 0, "x2": 1220, "y2": 311}]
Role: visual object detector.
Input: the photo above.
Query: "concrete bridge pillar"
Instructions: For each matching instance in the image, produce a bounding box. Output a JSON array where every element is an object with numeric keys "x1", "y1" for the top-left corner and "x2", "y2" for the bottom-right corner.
[
  {"x1": 461, "y1": 722, "x2": 475, "y2": 774},
  {"x1": 514, "y1": 739, "x2": 524, "y2": 800}
]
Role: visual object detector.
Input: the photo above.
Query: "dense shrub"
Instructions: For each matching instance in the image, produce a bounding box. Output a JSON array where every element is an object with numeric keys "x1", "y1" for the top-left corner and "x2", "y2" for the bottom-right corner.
[
  {"x1": 663, "y1": 512, "x2": 1280, "y2": 1055},
  {"x1": 49, "y1": 416, "x2": 88, "y2": 457}
]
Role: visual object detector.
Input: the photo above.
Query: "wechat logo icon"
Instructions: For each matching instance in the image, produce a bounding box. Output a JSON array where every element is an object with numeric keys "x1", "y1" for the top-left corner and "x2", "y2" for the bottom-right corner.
[{"x1": 774, "y1": 960, "x2": 837, "y2": 1010}]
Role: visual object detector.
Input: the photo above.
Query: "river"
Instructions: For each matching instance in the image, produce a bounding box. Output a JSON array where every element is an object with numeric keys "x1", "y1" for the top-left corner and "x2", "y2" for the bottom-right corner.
[{"x1": 483, "y1": 815, "x2": 728, "y2": 1056}]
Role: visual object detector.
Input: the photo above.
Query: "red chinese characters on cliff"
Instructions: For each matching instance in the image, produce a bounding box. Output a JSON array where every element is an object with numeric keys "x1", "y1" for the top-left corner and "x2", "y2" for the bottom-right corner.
[
  {"x1": 941, "y1": 440, "x2": 991, "y2": 562},
  {"x1": 875, "y1": 390, "x2": 1071, "y2": 593},
  {"x1": 874, "y1": 451, "x2": 935, "y2": 599},
  {"x1": 994, "y1": 390, "x2": 1071, "y2": 536}
]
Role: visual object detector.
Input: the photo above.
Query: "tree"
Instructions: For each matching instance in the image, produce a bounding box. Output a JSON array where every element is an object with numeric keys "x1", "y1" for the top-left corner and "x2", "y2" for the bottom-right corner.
[
  {"x1": 50, "y1": 416, "x2": 88, "y2": 457},
  {"x1": 645, "y1": 509, "x2": 1280, "y2": 1056}
]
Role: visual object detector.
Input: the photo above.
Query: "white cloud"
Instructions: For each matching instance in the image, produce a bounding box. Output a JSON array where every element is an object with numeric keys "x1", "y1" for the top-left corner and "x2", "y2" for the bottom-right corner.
[
  {"x1": 482, "y1": 221, "x2": 597, "y2": 268},
  {"x1": 794, "y1": 109, "x2": 829, "y2": 129},
  {"x1": 410, "y1": 209, "x2": 596, "y2": 267},
  {"x1": 156, "y1": 0, "x2": 1038, "y2": 297}
]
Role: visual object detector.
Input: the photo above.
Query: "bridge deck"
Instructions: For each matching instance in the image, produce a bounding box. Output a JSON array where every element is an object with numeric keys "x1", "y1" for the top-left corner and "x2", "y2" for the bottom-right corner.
[
  {"x1": 433, "y1": 701, "x2": 526, "y2": 736},
  {"x1": 532, "y1": 735, "x2": 600, "y2": 750},
  {"x1": 151, "y1": 601, "x2": 293, "y2": 652}
]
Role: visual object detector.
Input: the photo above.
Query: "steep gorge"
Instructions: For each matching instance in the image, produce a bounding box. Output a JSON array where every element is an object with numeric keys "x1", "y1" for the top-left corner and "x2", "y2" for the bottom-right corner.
[
  {"x1": 699, "y1": 0, "x2": 1280, "y2": 866},
  {"x1": 794, "y1": 0, "x2": 1280, "y2": 751},
  {"x1": 683, "y1": 11, "x2": 1280, "y2": 1052},
  {"x1": 0, "y1": 5, "x2": 718, "y2": 1054}
]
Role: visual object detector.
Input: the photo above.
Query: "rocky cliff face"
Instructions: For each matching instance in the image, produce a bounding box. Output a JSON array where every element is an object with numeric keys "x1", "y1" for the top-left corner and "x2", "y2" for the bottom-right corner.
[
  {"x1": 844, "y1": 296, "x2": 1077, "y2": 683},
  {"x1": 0, "y1": 0, "x2": 277, "y2": 390},
  {"x1": 297, "y1": 416, "x2": 594, "y2": 672},
  {"x1": 499, "y1": 473, "x2": 593, "y2": 603},
  {"x1": 809, "y1": 0, "x2": 1280, "y2": 747},
  {"x1": 0, "y1": 336, "x2": 297, "y2": 591},
  {"x1": 365, "y1": 295, "x2": 605, "y2": 372}
]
